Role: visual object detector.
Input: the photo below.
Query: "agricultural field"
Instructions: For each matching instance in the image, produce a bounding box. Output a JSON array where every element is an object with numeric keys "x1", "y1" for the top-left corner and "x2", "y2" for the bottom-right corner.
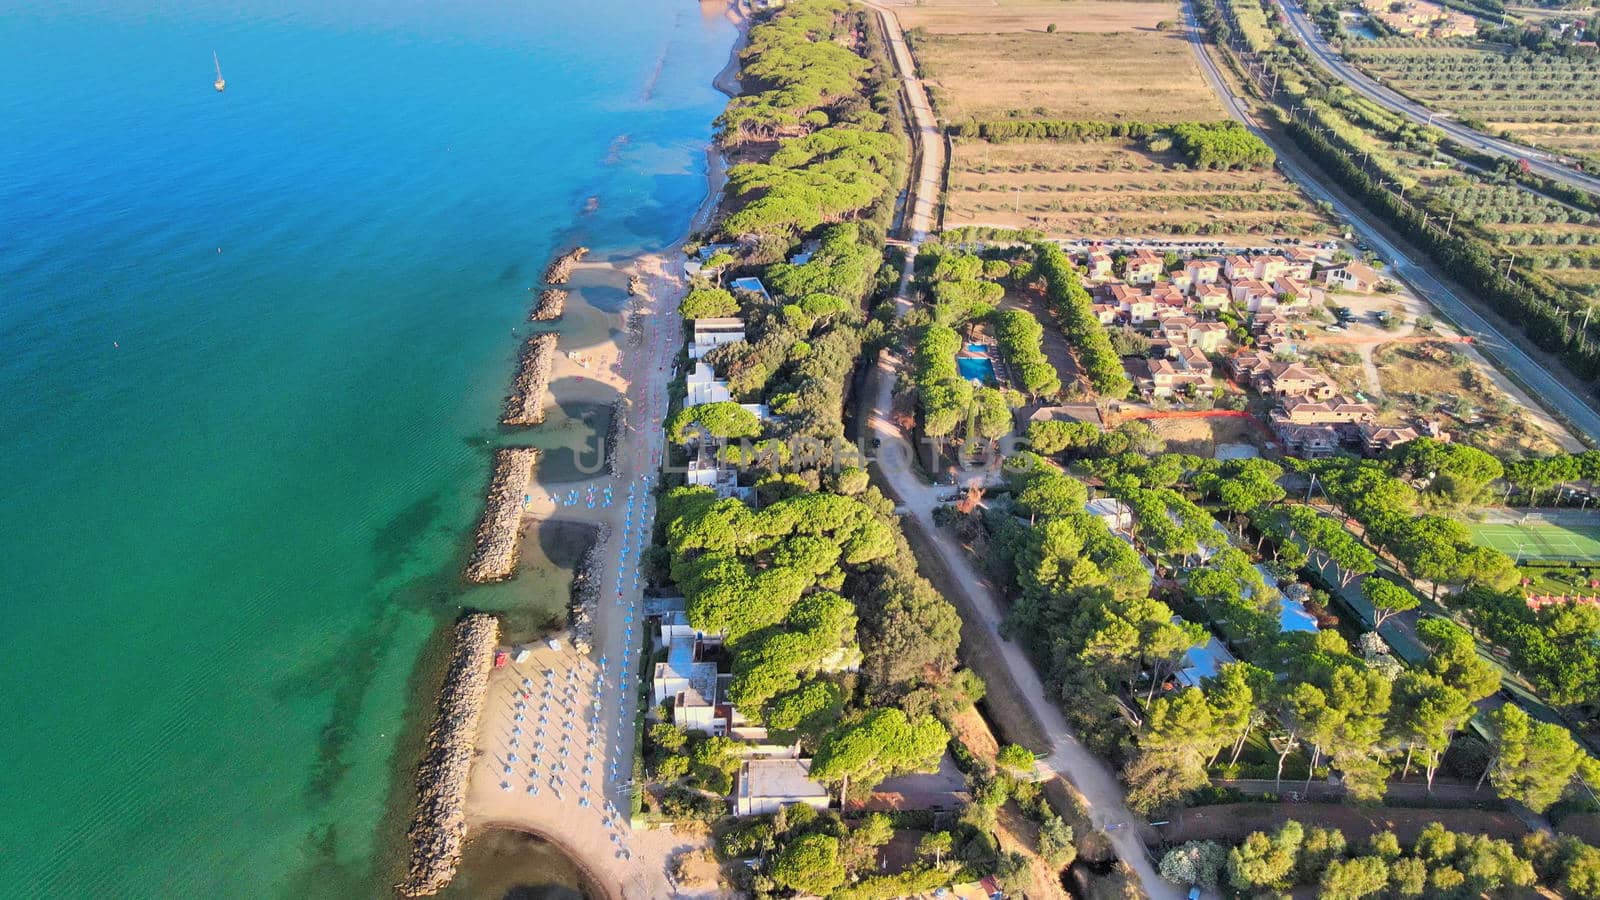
[
  {"x1": 906, "y1": 0, "x2": 1228, "y2": 123},
  {"x1": 944, "y1": 138, "x2": 1336, "y2": 239},
  {"x1": 1429, "y1": 180, "x2": 1600, "y2": 294},
  {"x1": 1346, "y1": 44, "x2": 1600, "y2": 160}
]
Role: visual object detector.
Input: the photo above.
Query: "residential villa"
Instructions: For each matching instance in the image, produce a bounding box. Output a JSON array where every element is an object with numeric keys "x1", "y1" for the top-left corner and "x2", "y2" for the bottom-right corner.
[
  {"x1": 1323, "y1": 261, "x2": 1380, "y2": 293},
  {"x1": 653, "y1": 608, "x2": 729, "y2": 736},
  {"x1": 1185, "y1": 258, "x2": 1221, "y2": 289},
  {"x1": 1229, "y1": 352, "x2": 1339, "y2": 400},
  {"x1": 1272, "y1": 396, "x2": 1377, "y2": 426},
  {"x1": 1125, "y1": 249, "x2": 1164, "y2": 284},
  {"x1": 734, "y1": 759, "x2": 831, "y2": 816},
  {"x1": 689, "y1": 317, "x2": 746, "y2": 360},
  {"x1": 686, "y1": 361, "x2": 732, "y2": 407},
  {"x1": 1359, "y1": 423, "x2": 1423, "y2": 455},
  {"x1": 1086, "y1": 250, "x2": 1114, "y2": 281}
]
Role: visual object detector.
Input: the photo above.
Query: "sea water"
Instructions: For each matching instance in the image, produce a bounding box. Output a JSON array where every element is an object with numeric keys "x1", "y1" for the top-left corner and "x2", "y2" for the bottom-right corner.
[{"x1": 0, "y1": 0, "x2": 734, "y2": 895}]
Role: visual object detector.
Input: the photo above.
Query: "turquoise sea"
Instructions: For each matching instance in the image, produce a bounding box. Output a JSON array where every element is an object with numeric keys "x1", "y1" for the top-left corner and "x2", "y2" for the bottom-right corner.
[{"x1": 0, "y1": 1, "x2": 733, "y2": 895}]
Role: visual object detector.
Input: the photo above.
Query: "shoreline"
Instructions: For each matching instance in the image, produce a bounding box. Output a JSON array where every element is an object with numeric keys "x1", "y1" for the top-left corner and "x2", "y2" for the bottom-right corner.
[
  {"x1": 433, "y1": 3, "x2": 753, "y2": 898},
  {"x1": 467, "y1": 822, "x2": 618, "y2": 900}
]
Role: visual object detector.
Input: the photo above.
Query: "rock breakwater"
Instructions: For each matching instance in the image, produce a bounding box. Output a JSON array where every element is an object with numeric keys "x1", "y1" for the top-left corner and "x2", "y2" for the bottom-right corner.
[
  {"x1": 567, "y1": 523, "x2": 609, "y2": 656},
  {"x1": 502, "y1": 334, "x2": 558, "y2": 427},
  {"x1": 542, "y1": 246, "x2": 589, "y2": 285},
  {"x1": 464, "y1": 448, "x2": 538, "y2": 583},
  {"x1": 398, "y1": 613, "x2": 500, "y2": 897},
  {"x1": 530, "y1": 289, "x2": 567, "y2": 322},
  {"x1": 603, "y1": 398, "x2": 628, "y2": 477}
]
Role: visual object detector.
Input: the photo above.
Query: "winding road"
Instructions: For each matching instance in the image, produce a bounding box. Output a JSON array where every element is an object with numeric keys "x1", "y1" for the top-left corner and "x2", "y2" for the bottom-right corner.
[
  {"x1": 1183, "y1": 0, "x2": 1600, "y2": 444},
  {"x1": 1271, "y1": 0, "x2": 1600, "y2": 196}
]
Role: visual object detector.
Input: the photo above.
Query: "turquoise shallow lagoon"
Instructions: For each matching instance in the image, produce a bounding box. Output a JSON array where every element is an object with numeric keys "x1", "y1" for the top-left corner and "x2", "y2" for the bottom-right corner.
[{"x1": 0, "y1": 1, "x2": 732, "y2": 895}]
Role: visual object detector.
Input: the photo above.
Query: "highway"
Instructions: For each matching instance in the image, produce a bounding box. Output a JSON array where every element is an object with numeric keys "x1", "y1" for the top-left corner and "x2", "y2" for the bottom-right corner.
[
  {"x1": 1183, "y1": 0, "x2": 1600, "y2": 444},
  {"x1": 1272, "y1": 0, "x2": 1600, "y2": 195}
]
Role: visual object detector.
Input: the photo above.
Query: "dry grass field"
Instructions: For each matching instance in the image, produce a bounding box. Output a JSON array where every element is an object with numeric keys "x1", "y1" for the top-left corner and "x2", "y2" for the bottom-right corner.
[
  {"x1": 902, "y1": 0, "x2": 1227, "y2": 123},
  {"x1": 1372, "y1": 341, "x2": 1563, "y2": 455},
  {"x1": 897, "y1": 0, "x2": 1178, "y2": 34},
  {"x1": 945, "y1": 138, "x2": 1335, "y2": 239}
]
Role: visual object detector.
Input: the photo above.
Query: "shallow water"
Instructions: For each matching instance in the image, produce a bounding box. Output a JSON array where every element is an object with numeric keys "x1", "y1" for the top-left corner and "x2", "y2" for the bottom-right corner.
[{"x1": 0, "y1": 0, "x2": 733, "y2": 895}]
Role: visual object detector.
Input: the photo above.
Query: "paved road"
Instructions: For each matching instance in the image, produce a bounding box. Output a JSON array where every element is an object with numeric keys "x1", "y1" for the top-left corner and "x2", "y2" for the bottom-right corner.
[
  {"x1": 1182, "y1": 0, "x2": 1600, "y2": 444},
  {"x1": 864, "y1": 6, "x2": 1180, "y2": 896},
  {"x1": 1272, "y1": 0, "x2": 1600, "y2": 196}
]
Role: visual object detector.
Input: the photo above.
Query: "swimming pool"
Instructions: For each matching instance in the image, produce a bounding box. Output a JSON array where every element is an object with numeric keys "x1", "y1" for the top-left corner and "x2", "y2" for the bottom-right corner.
[{"x1": 956, "y1": 343, "x2": 995, "y2": 382}]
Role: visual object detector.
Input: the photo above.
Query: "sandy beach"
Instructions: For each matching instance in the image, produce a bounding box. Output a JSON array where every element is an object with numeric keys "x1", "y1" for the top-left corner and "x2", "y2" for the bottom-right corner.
[
  {"x1": 451, "y1": 4, "x2": 751, "y2": 894},
  {"x1": 462, "y1": 247, "x2": 700, "y2": 899}
]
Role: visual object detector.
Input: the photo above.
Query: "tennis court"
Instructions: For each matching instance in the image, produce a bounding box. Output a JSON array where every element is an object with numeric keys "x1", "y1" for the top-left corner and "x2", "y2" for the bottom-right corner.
[{"x1": 1468, "y1": 519, "x2": 1600, "y2": 562}]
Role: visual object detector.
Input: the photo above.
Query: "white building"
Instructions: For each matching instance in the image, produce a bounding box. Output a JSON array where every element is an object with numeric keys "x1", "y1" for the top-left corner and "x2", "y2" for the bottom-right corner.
[
  {"x1": 734, "y1": 758, "x2": 831, "y2": 816},
  {"x1": 689, "y1": 317, "x2": 745, "y2": 360},
  {"x1": 653, "y1": 612, "x2": 729, "y2": 735},
  {"x1": 1086, "y1": 497, "x2": 1134, "y2": 534},
  {"x1": 685, "y1": 361, "x2": 732, "y2": 407}
]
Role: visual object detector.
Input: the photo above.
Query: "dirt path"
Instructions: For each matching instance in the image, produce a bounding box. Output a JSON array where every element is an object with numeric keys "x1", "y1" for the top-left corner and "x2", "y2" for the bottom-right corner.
[
  {"x1": 865, "y1": 1, "x2": 945, "y2": 240},
  {"x1": 858, "y1": 3, "x2": 1179, "y2": 895}
]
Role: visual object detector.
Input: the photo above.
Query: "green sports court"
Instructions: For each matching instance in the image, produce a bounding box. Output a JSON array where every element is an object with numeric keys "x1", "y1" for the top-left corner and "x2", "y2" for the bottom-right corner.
[{"x1": 1468, "y1": 519, "x2": 1600, "y2": 563}]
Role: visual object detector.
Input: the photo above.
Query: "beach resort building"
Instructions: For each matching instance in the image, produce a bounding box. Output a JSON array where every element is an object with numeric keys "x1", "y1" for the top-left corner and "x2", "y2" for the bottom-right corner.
[
  {"x1": 653, "y1": 610, "x2": 729, "y2": 735},
  {"x1": 685, "y1": 361, "x2": 732, "y2": 407},
  {"x1": 689, "y1": 317, "x2": 745, "y2": 360}
]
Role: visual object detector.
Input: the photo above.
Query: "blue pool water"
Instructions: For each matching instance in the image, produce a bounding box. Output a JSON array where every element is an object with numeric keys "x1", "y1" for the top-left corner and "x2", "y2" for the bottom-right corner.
[{"x1": 957, "y1": 343, "x2": 995, "y2": 382}]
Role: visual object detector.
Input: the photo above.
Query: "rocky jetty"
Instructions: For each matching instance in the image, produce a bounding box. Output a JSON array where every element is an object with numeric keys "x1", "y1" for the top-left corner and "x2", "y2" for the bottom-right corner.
[
  {"x1": 542, "y1": 246, "x2": 589, "y2": 285},
  {"x1": 603, "y1": 398, "x2": 628, "y2": 477},
  {"x1": 530, "y1": 288, "x2": 567, "y2": 322},
  {"x1": 627, "y1": 274, "x2": 645, "y2": 297},
  {"x1": 398, "y1": 613, "x2": 500, "y2": 897},
  {"x1": 502, "y1": 334, "x2": 558, "y2": 427},
  {"x1": 464, "y1": 448, "x2": 538, "y2": 583},
  {"x1": 567, "y1": 523, "x2": 609, "y2": 656}
]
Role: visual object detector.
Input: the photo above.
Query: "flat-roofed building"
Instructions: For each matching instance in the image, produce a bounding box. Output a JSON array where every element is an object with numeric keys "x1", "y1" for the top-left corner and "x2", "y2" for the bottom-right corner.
[{"x1": 734, "y1": 759, "x2": 831, "y2": 816}]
